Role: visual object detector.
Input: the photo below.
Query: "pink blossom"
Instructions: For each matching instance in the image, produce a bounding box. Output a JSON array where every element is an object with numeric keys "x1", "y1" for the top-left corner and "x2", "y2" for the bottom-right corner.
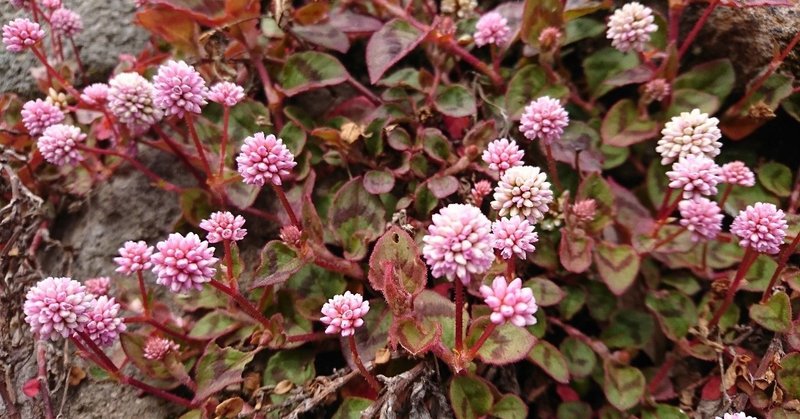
[
  {"x1": 37, "y1": 124, "x2": 86, "y2": 166},
  {"x1": 143, "y1": 336, "x2": 179, "y2": 360},
  {"x1": 474, "y1": 11, "x2": 510, "y2": 47},
  {"x1": 50, "y1": 8, "x2": 83, "y2": 37},
  {"x1": 643, "y1": 78, "x2": 670, "y2": 103},
  {"x1": 151, "y1": 232, "x2": 218, "y2": 293},
  {"x1": 491, "y1": 216, "x2": 538, "y2": 260},
  {"x1": 24, "y1": 277, "x2": 93, "y2": 341},
  {"x1": 491, "y1": 165, "x2": 553, "y2": 223},
  {"x1": 208, "y1": 81, "x2": 245, "y2": 107},
  {"x1": 114, "y1": 240, "x2": 154, "y2": 275},
  {"x1": 22, "y1": 99, "x2": 64, "y2": 136},
  {"x1": 678, "y1": 197, "x2": 723, "y2": 242},
  {"x1": 320, "y1": 291, "x2": 370, "y2": 337},
  {"x1": 80, "y1": 83, "x2": 109, "y2": 107},
  {"x1": 720, "y1": 161, "x2": 755, "y2": 187},
  {"x1": 84, "y1": 277, "x2": 111, "y2": 296},
  {"x1": 199, "y1": 211, "x2": 247, "y2": 243},
  {"x1": 152, "y1": 60, "x2": 208, "y2": 118},
  {"x1": 422, "y1": 203, "x2": 494, "y2": 284},
  {"x1": 236, "y1": 132, "x2": 296, "y2": 186},
  {"x1": 606, "y1": 2, "x2": 657, "y2": 53},
  {"x1": 482, "y1": 138, "x2": 524, "y2": 174},
  {"x1": 571, "y1": 199, "x2": 597, "y2": 223},
  {"x1": 3, "y1": 18, "x2": 44, "y2": 53},
  {"x1": 280, "y1": 225, "x2": 302, "y2": 246},
  {"x1": 108, "y1": 72, "x2": 163, "y2": 131},
  {"x1": 538, "y1": 27, "x2": 561, "y2": 51},
  {"x1": 480, "y1": 276, "x2": 538, "y2": 327},
  {"x1": 84, "y1": 296, "x2": 126, "y2": 347},
  {"x1": 730, "y1": 203, "x2": 788, "y2": 254},
  {"x1": 656, "y1": 109, "x2": 721, "y2": 165},
  {"x1": 666, "y1": 155, "x2": 721, "y2": 199},
  {"x1": 519, "y1": 96, "x2": 569, "y2": 145},
  {"x1": 470, "y1": 180, "x2": 492, "y2": 205}
]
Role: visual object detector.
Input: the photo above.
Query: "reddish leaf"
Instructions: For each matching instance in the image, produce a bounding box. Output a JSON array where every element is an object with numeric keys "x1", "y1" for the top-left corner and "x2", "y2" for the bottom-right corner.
[
  {"x1": 601, "y1": 99, "x2": 659, "y2": 147},
  {"x1": 292, "y1": 23, "x2": 350, "y2": 53},
  {"x1": 366, "y1": 19, "x2": 431, "y2": 84},
  {"x1": 22, "y1": 378, "x2": 39, "y2": 398},
  {"x1": 594, "y1": 242, "x2": 640, "y2": 295},
  {"x1": 559, "y1": 228, "x2": 594, "y2": 273},
  {"x1": 278, "y1": 51, "x2": 349, "y2": 96},
  {"x1": 520, "y1": 0, "x2": 564, "y2": 47}
]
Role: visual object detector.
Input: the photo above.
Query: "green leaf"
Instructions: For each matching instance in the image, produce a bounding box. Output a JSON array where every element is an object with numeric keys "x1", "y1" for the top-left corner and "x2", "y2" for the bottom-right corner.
[
  {"x1": 560, "y1": 337, "x2": 597, "y2": 379},
  {"x1": 395, "y1": 317, "x2": 441, "y2": 355},
  {"x1": 193, "y1": 343, "x2": 257, "y2": 403},
  {"x1": 520, "y1": 0, "x2": 564, "y2": 47},
  {"x1": 505, "y1": 65, "x2": 569, "y2": 119},
  {"x1": 415, "y1": 290, "x2": 467, "y2": 350},
  {"x1": 449, "y1": 374, "x2": 494, "y2": 419},
  {"x1": 228, "y1": 99, "x2": 272, "y2": 145},
  {"x1": 758, "y1": 161, "x2": 793, "y2": 197},
  {"x1": 421, "y1": 128, "x2": 454, "y2": 162},
  {"x1": 179, "y1": 188, "x2": 212, "y2": 226},
  {"x1": 434, "y1": 85, "x2": 477, "y2": 118},
  {"x1": 558, "y1": 402, "x2": 592, "y2": 419},
  {"x1": 332, "y1": 397, "x2": 374, "y2": 419},
  {"x1": 468, "y1": 318, "x2": 536, "y2": 365},
  {"x1": 559, "y1": 285, "x2": 586, "y2": 320},
  {"x1": 585, "y1": 282, "x2": 616, "y2": 322},
  {"x1": 344, "y1": 299, "x2": 392, "y2": 367},
  {"x1": 524, "y1": 277, "x2": 564, "y2": 307},
  {"x1": 603, "y1": 361, "x2": 645, "y2": 411},
  {"x1": 366, "y1": 19, "x2": 430, "y2": 84},
  {"x1": 641, "y1": 404, "x2": 690, "y2": 419},
  {"x1": 414, "y1": 184, "x2": 439, "y2": 217},
  {"x1": 749, "y1": 292, "x2": 792, "y2": 332},
  {"x1": 594, "y1": 242, "x2": 640, "y2": 295},
  {"x1": 782, "y1": 92, "x2": 800, "y2": 123},
  {"x1": 778, "y1": 353, "x2": 800, "y2": 399},
  {"x1": 491, "y1": 394, "x2": 528, "y2": 419},
  {"x1": 251, "y1": 241, "x2": 305, "y2": 289},
  {"x1": 667, "y1": 89, "x2": 720, "y2": 117},
  {"x1": 601, "y1": 99, "x2": 659, "y2": 147},
  {"x1": 363, "y1": 170, "x2": 395, "y2": 195},
  {"x1": 329, "y1": 177, "x2": 386, "y2": 260},
  {"x1": 673, "y1": 59, "x2": 735, "y2": 103},
  {"x1": 528, "y1": 340, "x2": 570, "y2": 383},
  {"x1": 583, "y1": 47, "x2": 638, "y2": 98},
  {"x1": 278, "y1": 51, "x2": 349, "y2": 96},
  {"x1": 600, "y1": 309, "x2": 655, "y2": 349},
  {"x1": 262, "y1": 349, "x2": 315, "y2": 387},
  {"x1": 189, "y1": 310, "x2": 238, "y2": 339},
  {"x1": 564, "y1": 0, "x2": 612, "y2": 21},
  {"x1": 645, "y1": 291, "x2": 697, "y2": 340},
  {"x1": 563, "y1": 17, "x2": 605, "y2": 46},
  {"x1": 279, "y1": 121, "x2": 307, "y2": 155},
  {"x1": 559, "y1": 228, "x2": 594, "y2": 274}
]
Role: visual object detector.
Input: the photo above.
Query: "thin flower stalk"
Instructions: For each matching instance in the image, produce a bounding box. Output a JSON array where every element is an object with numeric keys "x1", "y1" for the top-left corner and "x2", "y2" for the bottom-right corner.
[
  {"x1": 136, "y1": 270, "x2": 150, "y2": 317},
  {"x1": 218, "y1": 106, "x2": 230, "y2": 178},
  {"x1": 465, "y1": 322, "x2": 497, "y2": 362},
  {"x1": 454, "y1": 279, "x2": 465, "y2": 353},
  {"x1": 348, "y1": 334, "x2": 381, "y2": 392},
  {"x1": 124, "y1": 316, "x2": 207, "y2": 345},
  {"x1": 272, "y1": 183, "x2": 300, "y2": 227},
  {"x1": 208, "y1": 279, "x2": 270, "y2": 327},
  {"x1": 760, "y1": 233, "x2": 800, "y2": 303},
  {"x1": 184, "y1": 113, "x2": 213, "y2": 179},
  {"x1": 707, "y1": 247, "x2": 758, "y2": 329},
  {"x1": 678, "y1": 0, "x2": 720, "y2": 59},
  {"x1": 36, "y1": 341, "x2": 55, "y2": 419},
  {"x1": 223, "y1": 239, "x2": 237, "y2": 292}
]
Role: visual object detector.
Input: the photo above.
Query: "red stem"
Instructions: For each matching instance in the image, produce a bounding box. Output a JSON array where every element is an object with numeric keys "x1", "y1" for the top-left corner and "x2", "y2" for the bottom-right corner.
[
  {"x1": 285, "y1": 332, "x2": 331, "y2": 343},
  {"x1": 184, "y1": 114, "x2": 213, "y2": 179},
  {"x1": 75, "y1": 331, "x2": 118, "y2": 372},
  {"x1": 151, "y1": 125, "x2": 205, "y2": 184},
  {"x1": 718, "y1": 183, "x2": 733, "y2": 208},
  {"x1": 465, "y1": 322, "x2": 497, "y2": 361},
  {"x1": 544, "y1": 144, "x2": 562, "y2": 193},
  {"x1": 68, "y1": 36, "x2": 86, "y2": 84},
  {"x1": 760, "y1": 233, "x2": 800, "y2": 303},
  {"x1": 310, "y1": 243, "x2": 366, "y2": 280},
  {"x1": 124, "y1": 316, "x2": 207, "y2": 345},
  {"x1": 656, "y1": 188, "x2": 674, "y2": 219},
  {"x1": 101, "y1": 109, "x2": 124, "y2": 144},
  {"x1": 271, "y1": 183, "x2": 300, "y2": 227},
  {"x1": 347, "y1": 334, "x2": 381, "y2": 392},
  {"x1": 123, "y1": 376, "x2": 194, "y2": 408},
  {"x1": 223, "y1": 239, "x2": 237, "y2": 292},
  {"x1": 218, "y1": 106, "x2": 230, "y2": 178},
  {"x1": 667, "y1": 5, "x2": 684, "y2": 51},
  {"x1": 678, "y1": 0, "x2": 720, "y2": 59},
  {"x1": 505, "y1": 257, "x2": 515, "y2": 281},
  {"x1": 454, "y1": 279, "x2": 465, "y2": 353},
  {"x1": 652, "y1": 227, "x2": 686, "y2": 251},
  {"x1": 250, "y1": 55, "x2": 284, "y2": 130},
  {"x1": 76, "y1": 145, "x2": 182, "y2": 192},
  {"x1": 648, "y1": 355, "x2": 675, "y2": 395},
  {"x1": 707, "y1": 247, "x2": 758, "y2": 329},
  {"x1": 136, "y1": 270, "x2": 150, "y2": 317},
  {"x1": 651, "y1": 193, "x2": 682, "y2": 238},
  {"x1": 30, "y1": 47, "x2": 80, "y2": 98},
  {"x1": 209, "y1": 279, "x2": 270, "y2": 326},
  {"x1": 36, "y1": 341, "x2": 55, "y2": 419}
]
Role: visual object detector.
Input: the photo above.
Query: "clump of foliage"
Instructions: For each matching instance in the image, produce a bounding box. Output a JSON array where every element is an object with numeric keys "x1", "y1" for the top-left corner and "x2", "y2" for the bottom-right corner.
[{"x1": 3, "y1": 0, "x2": 800, "y2": 418}]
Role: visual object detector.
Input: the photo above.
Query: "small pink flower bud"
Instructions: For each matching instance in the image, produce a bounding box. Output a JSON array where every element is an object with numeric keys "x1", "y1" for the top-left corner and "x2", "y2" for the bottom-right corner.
[
  {"x1": 491, "y1": 216, "x2": 538, "y2": 260},
  {"x1": 50, "y1": 8, "x2": 83, "y2": 37},
  {"x1": 143, "y1": 336, "x2": 179, "y2": 360},
  {"x1": 37, "y1": 124, "x2": 86, "y2": 166},
  {"x1": 152, "y1": 60, "x2": 208, "y2": 118},
  {"x1": 236, "y1": 132, "x2": 296, "y2": 186},
  {"x1": 84, "y1": 277, "x2": 111, "y2": 296},
  {"x1": 482, "y1": 138, "x2": 524, "y2": 174},
  {"x1": 199, "y1": 211, "x2": 247, "y2": 243},
  {"x1": 679, "y1": 197, "x2": 723, "y2": 242},
  {"x1": 571, "y1": 199, "x2": 597, "y2": 223},
  {"x1": 2, "y1": 18, "x2": 44, "y2": 53},
  {"x1": 470, "y1": 180, "x2": 492, "y2": 205},
  {"x1": 207, "y1": 81, "x2": 245, "y2": 107},
  {"x1": 519, "y1": 96, "x2": 569, "y2": 145},
  {"x1": 280, "y1": 225, "x2": 302, "y2": 246},
  {"x1": 423, "y1": 204, "x2": 494, "y2": 284},
  {"x1": 320, "y1": 291, "x2": 370, "y2": 337},
  {"x1": 538, "y1": 27, "x2": 561, "y2": 51},
  {"x1": 666, "y1": 155, "x2": 721, "y2": 200},
  {"x1": 84, "y1": 296, "x2": 126, "y2": 347},
  {"x1": 474, "y1": 12, "x2": 510, "y2": 47},
  {"x1": 114, "y1": 240, "x2": 154, "y2": 275},
  {"x1": 22, "y1": 99, "x2": 65, "y2": 136},
  {"x1": 730, "y1": 203, "x2": 788, "y2": 255},
  {"x1": 80, "y1": 83, "x2": 109, "y2": 107},
  {"x1": 151, "y1": 233, "x2": 218, "y2": 293},
  {"x1": 480, "y1": 276, "x2": 538, "y2": 327},
  {"x1": 720, "y1": 161, "x2": 755, "y2": 187}
]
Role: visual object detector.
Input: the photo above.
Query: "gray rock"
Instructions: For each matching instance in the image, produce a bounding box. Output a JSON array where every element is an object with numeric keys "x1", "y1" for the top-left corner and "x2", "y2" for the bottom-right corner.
[{"x1": 0, "y1": 0, "x2": 148, "y2": 96}]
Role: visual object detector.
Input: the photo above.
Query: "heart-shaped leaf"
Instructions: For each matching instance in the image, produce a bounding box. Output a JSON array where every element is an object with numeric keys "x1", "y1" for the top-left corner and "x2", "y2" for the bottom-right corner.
[
  {"x1": 467, "y1": 317, "x2": 536, "y2": 365},
  {"x1": 749, "y1": 292, "x2": 792, "y2": 333},
  {"x1": 559, "y1": 228, "x2": 594, "y2": 273},
  {"x1": 645, "y1": 291, "x2": 697, "y2": 340},
  {"x1": 251, "y1": 241, "x2": 306, "y2": 289},
  {"x1": 505, "y1": 64, "x2": 569, "y2": 119},
  {"x1": 758, "y1": 162, "x2": 793, "y2": 198},
  {"x1": 395, "y1": 317, "x2": 441, "y2": 355},
  {"x1": 524, "y1": 277, "x2": 564, "y2": 307},
  {"x1": 601, "y1": 99, "x2": 659, "y2": 147},
  {"x1": 329, "y1": 177, "x2": 386, "y2": 260},
  {"x1": 491, "y1": 394, "x2": 528, "y2": 419},
  {"x1": 528, "y1": 340, "x2": 570, "y2": 383},
  {"x1": 278, "y1": 51, "x2": 349, "y2": 96},
  {"x1": 449, "y1": 374, "x2": 494, "y2": 419},
  {"x1": 363, "y1": 170, "x2": 395, "y2": 195},
  {"x1": 560, "y1": 337, "x2": 597, "y2": 379},
  {"x1": 603, "y1": 361, "x2": 645, "y2": 411},
  {"x1": 434, "y1": 85, "x2": 477, "y2": 118},
  {"x1": 366, "y1": 19, "x2": 430, "y2": 84},
  {"x1": 778, "y1": 353, "x2": 800, "y2": 399},
  {"x1": 193, "y1": 343, "x2": 258, "y2": 403},
  {"x1": 594, "y1": 242, "x2": 640, "y2": 295}
]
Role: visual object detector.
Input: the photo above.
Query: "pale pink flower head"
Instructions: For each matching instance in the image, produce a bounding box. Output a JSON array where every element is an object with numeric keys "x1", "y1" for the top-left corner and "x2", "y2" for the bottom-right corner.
[
  {"x1": 208, "y1": 81, "x2": 245, "y2": 107},
  {"x1": 606, "y1": 2, "x2": 657, "y2": 53},
  {"x1": 41, "y1": 0, "x2": 62, "y2": 9},
  {"x1": 22, "y1": 99, "x2": 65, "y2": 136},
  {"x1": 50, "y1": 8, "x2": 83, "y2": 37},
  {"x1": 519, "y1": 96, "x2": 569, "y2": 145},
  {"x1": 151, "y1": 232, "x2": 218, "y2": 293},
  {"x1": 84, "y1": 277, "x2": 111, "y2": 296},
  {"x1": 199, "y1": 211, "x2": 247, "y2": 243},
  {"x1": 108, "y1": 72, "x2": 163, "y2": 131},
  {"x1": 491, "y1": 216, "x2": 538, "y2": 260},
  {"x1": 84, "y1": 296, "x2": 126, "y2": 347},
  {"x1": 480, "y1": 277, "x2": 538, "y2": 327},
  {"x1": 37, "y1": 124, "x2": 86, "y2": 166},
  {"x1": 470, "y1": 180, "x2": 492, "y2": 205},
  {"x1": 24, "y1": 277, "x2": 93, "y2": 341},
  {"x1": 643, "y1": 78, "x2": 670, "y2": 103},
  {"x1": 720, "y1": 161, "x2": 755, "y2": 187},
  {"x1": 280, "y1": 225, "x2": 302, "y2": 246},
  {"x1": 482, "y1": 138, "x2": 524, "y2": 174},
  {"x1": 143, "y1": 336, "x2": 179, "y2": 360},
  {"x1": 730, "y1": 203, "x2": 788, "y2": 255},
  {"x1": 320, "y1": 291, "x2": 370, "y2": 337},
  {"x1": 3, "y1": 18, "x2": 44, "y2": 53},
  {"x1": 571, "y1": 199, "x2": 597, "y2": 224},
  {"x1": 422, "y1": 203, "x2": 495, "y2": 284},
  {"x1": 236, "y1": 132, "x2": 296, "y2": 186},
  {"x1": 491, "y1": 165, "x2": 554, "y2": 223},
  {"x1": 679, "y1": 197, "x2": 723, "y2": 242},
  {"x1": 656, "y1": 109, "x2": 722, "y2": 165},
  {"x1": 538, "y1": 27, "x2": 562, "y2": 51},
  {"x1": 715, "y1": 413, "x2": 756, "y2": 419},
  {"x1": 80, "y1": 83, "x2": 109, "y2": 107},
  {"x1": 114, "y1": 240, "x2": 154, "y2": 275},
  {"x1": 153, "y1": 60, "x2": 208, "y2": 118},
  {"x1": 474, "y1": 11, "x2": 510, "y2": 47},
  {"x1": 667, "y1": 155, "x2": 721, "y2": 199}
]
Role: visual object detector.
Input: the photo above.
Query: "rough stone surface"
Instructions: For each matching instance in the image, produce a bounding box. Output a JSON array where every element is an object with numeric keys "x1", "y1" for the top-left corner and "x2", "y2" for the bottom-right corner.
[{"x1": 0, "y1": 0, "x2": 148, "y2": 96}]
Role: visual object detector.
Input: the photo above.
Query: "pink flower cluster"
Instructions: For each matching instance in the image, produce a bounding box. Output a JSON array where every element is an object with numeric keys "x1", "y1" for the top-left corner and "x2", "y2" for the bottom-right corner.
[
  {"x1": 480, "y1": 277, "x2": 538, "y2": 327},
  {"x1": 153, "y1": 60, "x2": 208, "y2": 118},
  {"x1": 666, "y1": 155, "x2": 721, "y2": 199},
  {"x1": 2, "y1": 18, "x2": 44, "y2": 53},
  {"x1": 143, "y1": 337, "x2": 179, "y2": 360},
  {"x1": 470, "y1": 180, "x2": 492, "y2": 205},
  {"x1": 80, "y1": 83, "x2": 110, "y2": 107},
  {"x1": 22, "y1": 99, "x2": 64, "y2": 136},
  {"x1": 108, "y1": 72, "x2": 163, "y2": 131},
  {"x1": 320, "y1": 291, "x2": 370, "y2": 337},
  {"x1": 208, "y1": 81, "x2": 245, "y2": 107},
  {"x1": 519, "y1": 96, "x2": 569, "y2": 145},
  {"x1": 236, "y1": 133, "x2": 296, "y2": 186},
  {"x1": 37, "y1": 124, "x2": 86, "y2": 166},
  {"x1": 83, "y1": 296, "x2": 126, "y2": 347},
  {"x1": 151, "y1": 233, "x2": 218, "y2": 293},
  {"x1": 84, "y1": 277, "x2": 111, "y2": 296},
  {"x1": 678, "y1": 198, "x2": 723, "y2": 242},
  {"x1": 422, "y1": 203, "x2": 494, "y2": 284},
  {"x1": 24, "y1": 277, "x2": 93, "y2": 341},
  {"x1": 473, "y1": 12, "x2": 510, "y2": 47},
  {"x1": 730, "y1": 203, "x2": 787, "y2": 254},
  {"x1": 50, "y1": 8, "x2": 83, "y2": 37},
  {"x1": 199, "y1": 211, "x2": 247, "y2": 243},
  {"x1": 571, "y1": 199, "x2": 597, "y2": 224},
  {"x1": 606, "y1": 2, "x2": 657, "y2": 53},
  {"x1": 482, "y1": 138, "x2": 524, "y2": 174},
  {"x1": 720, "y1": 161, "x2": 755, "y2": 187},
  {"x1": 114, "y1": 240, "x2": 154, "y2": 274},
  {"x1": 491, "y1": 216, "x2": 538, "y2": 260}
]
